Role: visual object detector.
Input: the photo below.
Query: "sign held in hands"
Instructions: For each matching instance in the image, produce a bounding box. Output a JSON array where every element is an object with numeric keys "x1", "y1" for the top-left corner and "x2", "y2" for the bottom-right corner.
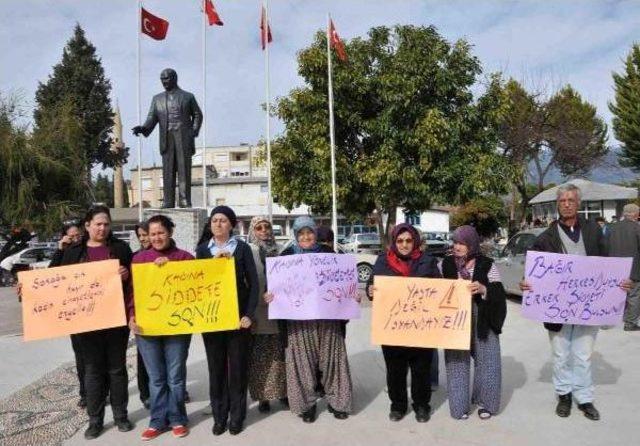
[
  {"x1": 18, "y1": 259, "x2": 126, "y2": 341},
  {"x1": 521, "y1": 251, "x2": 632, "y2": 326},
  {"x1": 266, "y1": 253, "x2": 361, "y2": 320},
  {"x1": 371, "y1": 276, "x2": 471, "y2": 350},
  {"x1": 132, "y1": 258, "x2": 239, "y2": 335}
]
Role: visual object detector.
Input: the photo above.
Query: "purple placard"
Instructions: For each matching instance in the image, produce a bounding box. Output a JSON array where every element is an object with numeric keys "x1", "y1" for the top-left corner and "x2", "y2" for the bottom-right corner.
[
  {"x1": 521, "y1": 251, "x2": 632, "y2": 325},
  {"x1": 266, "y1": 253, "x2": 361, "y2": 320}
]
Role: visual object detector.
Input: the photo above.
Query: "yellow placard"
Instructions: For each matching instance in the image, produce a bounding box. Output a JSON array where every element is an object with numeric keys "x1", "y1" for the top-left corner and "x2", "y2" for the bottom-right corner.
[
  {"x1": 132, "y1": 258, "x2": 239, "y2": 335},
  {"x1": 18, "y1": 260, "x2": 126, "y2": 341},
  {"x1": 371, "y1": 276, "x2": 472, "y2": 350}
]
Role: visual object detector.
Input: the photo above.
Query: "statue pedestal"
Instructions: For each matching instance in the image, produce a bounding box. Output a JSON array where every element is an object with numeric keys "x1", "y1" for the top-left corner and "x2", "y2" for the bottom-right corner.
[{"x1": 143, "y1": 208, "x2": 208, "y2": 255}]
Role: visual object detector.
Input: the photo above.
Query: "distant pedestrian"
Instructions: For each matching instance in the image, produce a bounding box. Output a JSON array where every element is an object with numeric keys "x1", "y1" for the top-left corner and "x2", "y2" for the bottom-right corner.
[
  {"x1": 595, "y1": 216, "x2": 609, "y2": 237},
  {"x1": 133, "y1": 222, "x2": 151, "y2": 410},
  {"x1": 607, "y1": 203, "x2": 640, "y2": 331}
]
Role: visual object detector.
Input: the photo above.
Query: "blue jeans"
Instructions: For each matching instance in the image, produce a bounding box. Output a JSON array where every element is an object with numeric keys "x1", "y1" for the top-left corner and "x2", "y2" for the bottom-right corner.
[
  {"x1": 137, "y1": 334, "x2": 191, "y2": 429},
  {"x1": 548, "y1": 324, "x2": 598, "y2": 404}
]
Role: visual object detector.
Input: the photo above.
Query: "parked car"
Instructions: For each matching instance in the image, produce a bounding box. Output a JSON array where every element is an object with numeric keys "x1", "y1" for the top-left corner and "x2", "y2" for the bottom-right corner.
[
  {"x1": 420, "y1": 231, "x2": 451, "y2": 257},
  {"x1": 491, "y1": 228, "x2": 545, "y2": 296},
  {"x1": 342, "y1": 233, "x2": 382, "y2": 254},
  {"x1": 0, "y1": 246, "x2": 57, "y2": 284}
]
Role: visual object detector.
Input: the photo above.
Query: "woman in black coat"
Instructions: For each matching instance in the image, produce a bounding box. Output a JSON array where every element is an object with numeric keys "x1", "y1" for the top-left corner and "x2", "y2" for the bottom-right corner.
[
  {"x1": 195, "y1": 206, "x2": 258, "y2": 436},
  {"x1": 366, "y1": 223, "x2": 441, "y2": 423},
  {"x1": 58, "y1": 205, "x2": 134, "y2": 439}
]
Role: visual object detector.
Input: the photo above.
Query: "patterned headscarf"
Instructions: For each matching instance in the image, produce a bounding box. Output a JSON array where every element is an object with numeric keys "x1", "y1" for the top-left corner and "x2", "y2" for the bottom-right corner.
[
  {"x1": 291, "y1": 215, "x2": 321, "y2": 254},
  {"x1": 248, "y1": 215, "x2": 279, "y2": 260},
  {"x1": 451, "y1": 225, "x2": 481, "y2": 280}
]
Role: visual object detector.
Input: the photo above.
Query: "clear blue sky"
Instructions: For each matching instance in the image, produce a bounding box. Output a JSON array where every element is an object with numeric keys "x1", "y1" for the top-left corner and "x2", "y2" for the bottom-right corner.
[{"x1": 1, "y1": 0, "x2": 639, "y2": 179}]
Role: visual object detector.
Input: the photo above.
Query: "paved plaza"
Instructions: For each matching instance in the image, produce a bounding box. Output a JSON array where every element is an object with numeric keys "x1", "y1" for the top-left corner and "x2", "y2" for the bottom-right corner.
[{"x1": 0, "y1": 286, "x2": 638, "y2": 446}]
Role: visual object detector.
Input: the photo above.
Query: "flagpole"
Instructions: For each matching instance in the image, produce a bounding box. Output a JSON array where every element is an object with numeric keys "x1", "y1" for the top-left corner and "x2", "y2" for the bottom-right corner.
[
  {"x1": 202, "y1": 0, "x2": 208, "y2": 210},
  {"x1": 137, "y1": 0, "x2": 143, "y2": 221},
  {"x1": 264, "y1": 0, "x2": 273, "y2": 223},
  {"x1": 326, "y1": 13, "x2": 338, "y2": 251}
]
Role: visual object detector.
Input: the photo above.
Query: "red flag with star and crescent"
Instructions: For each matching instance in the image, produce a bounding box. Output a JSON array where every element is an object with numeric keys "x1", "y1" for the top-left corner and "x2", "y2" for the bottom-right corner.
[
  {"x1": 141, "y1": 7, "x2": 169, "y2": 40},
  {"x1": 329, "y1": 19, "x2": 347, "y2": 62},
  {"x1": 260, "y1": 6, "x2": 273, "y2": 50},
  {"x1": 205, "y1": 0, "x2": 224, "y2": 26}
]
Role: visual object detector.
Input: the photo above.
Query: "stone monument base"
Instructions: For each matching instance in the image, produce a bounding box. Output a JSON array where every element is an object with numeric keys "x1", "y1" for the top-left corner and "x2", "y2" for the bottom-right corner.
[{"x1": 142, "y1": 208, "x2": 208, "y2": 255}]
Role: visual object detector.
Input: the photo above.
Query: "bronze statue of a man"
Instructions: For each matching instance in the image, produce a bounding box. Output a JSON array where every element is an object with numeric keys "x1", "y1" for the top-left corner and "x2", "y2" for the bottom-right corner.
[{"x1": 133, "y1": 68, "x2": 202, "y2": 208}]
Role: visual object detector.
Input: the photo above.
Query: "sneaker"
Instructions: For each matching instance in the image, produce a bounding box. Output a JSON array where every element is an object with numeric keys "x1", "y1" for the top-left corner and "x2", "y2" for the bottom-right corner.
[
  {"x1": 577, "y1": 402, "x2": 600, "y2": 421},
  {"x1": 556, "y1": 393, "x2": 572, "y2": 417},
  {"x1": 172, "y1": 425, "x2": 189, "y2": 438},
  {"x1": 141, "y1": 428, "x2": 163, "y2": 441},
  {"x1": 84, "y1": 423, "x2": 103, "y2": 440}
]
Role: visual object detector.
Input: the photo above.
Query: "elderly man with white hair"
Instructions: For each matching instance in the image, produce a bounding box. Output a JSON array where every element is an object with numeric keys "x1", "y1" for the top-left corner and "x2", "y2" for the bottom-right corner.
[
  {"x1": 520, "y1": 184, "x2": 632, "y2": 422},
  {"x1": 608, "y1": 203, "x2": 640, "y2": 332}
]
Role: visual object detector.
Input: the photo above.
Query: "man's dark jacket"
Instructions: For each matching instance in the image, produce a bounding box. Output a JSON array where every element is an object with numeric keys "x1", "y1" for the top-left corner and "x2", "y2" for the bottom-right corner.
[
  {"x1": 608, "y1": 219, "x2": 640, "y2": 281},
  {"x1": 529, "y1": 218, "x2": 606, "y2": 332}
]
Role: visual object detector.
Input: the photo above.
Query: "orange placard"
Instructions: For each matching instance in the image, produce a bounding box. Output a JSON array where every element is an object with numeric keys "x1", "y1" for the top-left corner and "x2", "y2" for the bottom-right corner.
[
  {"x1": 18, "y1": 259, "x2": 126, "y2": 341},
  {"x1": 371, "y1": 276, "x2": 472, "y2": 350}
]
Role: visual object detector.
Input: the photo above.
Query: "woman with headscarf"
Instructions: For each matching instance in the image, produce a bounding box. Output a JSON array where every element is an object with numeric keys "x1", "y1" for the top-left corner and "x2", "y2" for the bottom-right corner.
[
  {"x1": 246, "y1": 216, "x2": 288, "y2": 413},
  {"x1": 366, "y1": 224, "x2": 441, "y2": 423},
  {"x1": 196, "y1": 205, "x2": 259, "y2": 436},
  {"x1": 265, "y1": 216, "x2": 353, "y2": 423},
  {"x1": 441, "y1": 225, "x2": 507, "y2": 420}
]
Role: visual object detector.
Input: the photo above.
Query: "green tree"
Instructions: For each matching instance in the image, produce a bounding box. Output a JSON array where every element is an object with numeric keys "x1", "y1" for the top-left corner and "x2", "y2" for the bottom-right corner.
[
  {"x1": 33, "y1": 24, "x2": 122, "y2": 203},
  {"x1": 450, "y1": 196, "x2": 507, "y2": 238},
  {"x1": 610, "y1": 43, "x2": 640, "y2": 171},
  {"x1": 498, "y1": 79, "x2": 607, "y2": 222},
  {"x1": 93, "y1": 173, "x2": 114, "y2": 207},
  {"x1": 272, "y1": 25, "x2": 510, "y2": 244},
  {"x1": 0, "y1": 92, "x2": 83, "y2": 235}
]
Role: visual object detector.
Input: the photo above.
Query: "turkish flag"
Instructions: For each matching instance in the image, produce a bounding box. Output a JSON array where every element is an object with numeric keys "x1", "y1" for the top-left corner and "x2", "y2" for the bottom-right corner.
[
  {"x1": 205, "y1": 0, "x2": 223, "y2": 26},
  {"x1": 260, "y1": 6, "x2": 273, "y2": 50},
  {"x1": 141, "y1": 7, "x2": 169, "y2": 40},
  {"x1": 329, "y1": 19, "x2": 347, "y2": 62}
]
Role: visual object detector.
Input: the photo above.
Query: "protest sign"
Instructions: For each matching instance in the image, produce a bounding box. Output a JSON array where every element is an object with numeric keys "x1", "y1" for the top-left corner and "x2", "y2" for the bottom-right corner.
[
  {"x1": 266, "y1": 253, "x2": 360, "y2": 320},
  {"x1": 371, "y1": 276, "x2": 471, "y2": 350},
  {"x1": 521, "y1": 251, "x2": 632, "y2": 326},
  {"x1": 18, "y1": 259, "x2": 126, "y2": 341},
  {"x1": 132, "y1": 258, "x2": 239, "y2": 335}
]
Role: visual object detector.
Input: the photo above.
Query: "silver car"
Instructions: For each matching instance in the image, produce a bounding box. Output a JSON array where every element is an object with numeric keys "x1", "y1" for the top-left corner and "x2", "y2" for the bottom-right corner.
[{"x1": 492, "y1": 228, "x2": 545, "y2": 296}]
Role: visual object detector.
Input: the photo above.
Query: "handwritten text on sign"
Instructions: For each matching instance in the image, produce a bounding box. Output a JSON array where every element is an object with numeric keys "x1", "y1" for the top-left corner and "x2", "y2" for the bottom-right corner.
[
  {"x1": 18, "y1": 260, "x2": 126, "y2": 341},
  {"x1": 521, "y1": 251, "x2": 632, "y2": 325},
  {"x1": 266, "y1": 253, "x2": 360, "y2": 320},
  {"x1": 371, "y1": 276, "x2": 471, "y2": 350},
  {"x1": 132, "y1": 258, "x2": 239, "y2": 335}
]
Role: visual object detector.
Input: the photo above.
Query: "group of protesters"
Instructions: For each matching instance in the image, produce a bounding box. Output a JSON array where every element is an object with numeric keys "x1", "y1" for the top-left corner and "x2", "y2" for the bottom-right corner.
[{"x1": 35, "y1": 181, "x2": 638, "y2": 440}]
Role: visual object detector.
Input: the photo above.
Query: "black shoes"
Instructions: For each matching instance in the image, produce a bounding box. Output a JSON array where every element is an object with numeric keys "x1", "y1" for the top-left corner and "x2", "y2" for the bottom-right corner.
[
  {"x1": 84, "y1": 423, "x2": 103, "y2": 440},
  {"x1": 229, "y1": 422, "x2": 243, "y2": 435},
  {"x1": 212, "y1": 423, "x2": 227, "y2": 436},
  {"x1": 327, "y1": 404, "x2": 349, "y2": 420},
  {"x1": 258, "y1": 401, "x2": 271, "y2": 413},
  {"x1": 301, "y1": 404, "x2": 317, "y2": 423},
  {"x1": 556, "y1": 393, "x2": 572, "y2": 417},
  {"x1": 389, "y1": 410, "x2": 405, "y2": 422},
  {"x1": 578, "y1": 403, "x2": 600, "y2": 421},
  {"x1": 414, "y1": 406, "x2": 431, "y2": 423},
  {"x1": 115, "y1": 418, "x2": 134, "y2": 432}
]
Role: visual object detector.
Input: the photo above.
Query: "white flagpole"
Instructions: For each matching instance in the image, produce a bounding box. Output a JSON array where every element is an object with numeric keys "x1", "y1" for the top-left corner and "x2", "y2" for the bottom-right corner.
[
  {"x1": 137, "y1": 1, "x2": 143, "y2": 221},
  {"x1": 264, "y1": 0, "x2": 273, "y2": 223},
  {"x1": 326, "y1": 13, "x2": 338, "y2": 251},
  {"x1": 202, "y1": 0, "x2": 208, "y2": 209}
]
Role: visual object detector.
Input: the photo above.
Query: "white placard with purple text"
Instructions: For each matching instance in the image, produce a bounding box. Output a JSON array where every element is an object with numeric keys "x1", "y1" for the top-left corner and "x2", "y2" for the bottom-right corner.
[
  {"x1": 521, "y1": 250, "x2": 632, "y2": 326},
  {"x1": 266, "y1": 253, "x2": 361, "y2": 320}
]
